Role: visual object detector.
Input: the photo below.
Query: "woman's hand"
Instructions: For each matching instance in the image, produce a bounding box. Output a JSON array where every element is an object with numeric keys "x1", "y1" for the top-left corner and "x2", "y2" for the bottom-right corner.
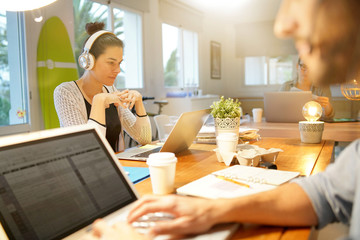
[
  {"x1": 81, "y1": 219, "x2": 147, "y2": 240},
  {"x1": 120, "y1": 90, "x2": 143, "y2": 109},
  {"x1": 127, "y1": 195, "x2": 218, "y2": 237},
  {"x1": 92, "y1": 92, "x2": 128, "y2": 109},
  {"x1": 313, "y1": 96, "x2": 333, "y2": 117}
]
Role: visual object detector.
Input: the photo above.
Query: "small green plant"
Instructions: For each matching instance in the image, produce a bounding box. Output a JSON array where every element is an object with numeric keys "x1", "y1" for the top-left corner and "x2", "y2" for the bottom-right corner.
[{"x1": 210, "y1": 96, "x2": 241, "y2": 118}]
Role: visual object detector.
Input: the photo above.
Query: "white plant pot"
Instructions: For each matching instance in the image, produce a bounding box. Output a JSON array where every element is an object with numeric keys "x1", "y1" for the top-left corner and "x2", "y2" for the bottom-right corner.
[{"x1": 214, "y1": 117, "x2": 240, "y2": 137}]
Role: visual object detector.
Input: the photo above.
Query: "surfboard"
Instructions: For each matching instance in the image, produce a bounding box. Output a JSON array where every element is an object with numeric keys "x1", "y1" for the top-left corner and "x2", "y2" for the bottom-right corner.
[{"x1": 37, "y1": 16, "x2": 79, "y2": 129}]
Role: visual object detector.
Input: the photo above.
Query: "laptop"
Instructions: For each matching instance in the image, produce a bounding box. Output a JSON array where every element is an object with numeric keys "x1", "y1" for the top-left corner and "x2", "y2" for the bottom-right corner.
[
  {"x1": 117, "y1": 109, "x2": 210, "y2": 161},
  {"x1": 0, "y1": 125, "x2": 237, "y2": 240},
  {"x1": 264, "y1": 91, "x2": 313, "y2": 123}
]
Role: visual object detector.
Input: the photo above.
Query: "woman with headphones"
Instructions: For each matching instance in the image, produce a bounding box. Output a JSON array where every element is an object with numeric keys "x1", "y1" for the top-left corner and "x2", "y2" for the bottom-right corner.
[{"x1": 54, "y1": 22, "x2": 151, "y2": 152}]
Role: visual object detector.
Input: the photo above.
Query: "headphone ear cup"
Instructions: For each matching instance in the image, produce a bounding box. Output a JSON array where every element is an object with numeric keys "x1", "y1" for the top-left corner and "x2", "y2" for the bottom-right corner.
[
  {"x1": 86, "y1": 53, "x2": 95, "y2": 70},
  {"x1": 78, "y1": 52, "x2": 95, "y2": 70}
]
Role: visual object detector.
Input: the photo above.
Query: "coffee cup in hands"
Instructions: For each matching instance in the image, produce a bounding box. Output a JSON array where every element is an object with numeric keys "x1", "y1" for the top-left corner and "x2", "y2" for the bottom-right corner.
[{"x1": 147, "y1": 152, "x2": 177, "y2": 195}]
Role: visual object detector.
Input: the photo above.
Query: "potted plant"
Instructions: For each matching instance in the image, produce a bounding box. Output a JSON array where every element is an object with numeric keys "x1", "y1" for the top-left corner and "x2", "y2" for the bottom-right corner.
[{"x1": 210, "y1": 96, "x2": 242, "y2": 136}]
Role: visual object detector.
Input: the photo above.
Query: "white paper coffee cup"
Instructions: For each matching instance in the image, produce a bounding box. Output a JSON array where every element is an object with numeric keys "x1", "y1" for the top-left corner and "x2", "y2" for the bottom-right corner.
[
  {"x1": 252, "y1": 108, "x2": 263, "y2": 123},
  {"x1": 216, "y1": 133, "x2": 238, "y2": 153},
  {"x1": 147, "y1": 152, "x2": 177, "y2": 195}
]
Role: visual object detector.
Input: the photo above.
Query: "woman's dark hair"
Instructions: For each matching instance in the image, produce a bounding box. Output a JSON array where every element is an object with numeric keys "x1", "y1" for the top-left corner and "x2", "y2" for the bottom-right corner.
[{"x1": 84, "y1": 22, "x2": 124, "y2": 59}]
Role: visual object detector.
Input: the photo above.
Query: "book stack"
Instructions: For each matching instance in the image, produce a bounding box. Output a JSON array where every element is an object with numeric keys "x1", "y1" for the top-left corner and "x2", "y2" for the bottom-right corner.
[{"x1": 195, "y1": 125, "x2": 260, "y2": 144}]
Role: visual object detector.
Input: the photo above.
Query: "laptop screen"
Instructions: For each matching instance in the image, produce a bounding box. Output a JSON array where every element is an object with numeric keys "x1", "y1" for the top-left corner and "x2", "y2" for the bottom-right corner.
[{"x1": 0, "y1": 129, "x2": 137, "y2": 240}]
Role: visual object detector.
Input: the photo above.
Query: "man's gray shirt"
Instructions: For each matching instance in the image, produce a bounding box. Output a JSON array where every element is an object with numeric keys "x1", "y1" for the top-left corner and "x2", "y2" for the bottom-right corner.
[{"x1": 293, "y1": 139, "x2": 360, "y2": 239}]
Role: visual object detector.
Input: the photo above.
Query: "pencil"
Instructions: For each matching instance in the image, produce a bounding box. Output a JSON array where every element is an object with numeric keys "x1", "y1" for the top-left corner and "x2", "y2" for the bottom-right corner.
[{"x1": 214, "y1": 174, "x2": 251, "y2": 188}]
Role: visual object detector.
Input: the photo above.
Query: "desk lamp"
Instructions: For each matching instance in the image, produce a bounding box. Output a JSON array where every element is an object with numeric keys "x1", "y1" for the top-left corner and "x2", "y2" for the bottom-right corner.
[{"x1": 299, "y1": 101, "x2": 324, "y2": 143}]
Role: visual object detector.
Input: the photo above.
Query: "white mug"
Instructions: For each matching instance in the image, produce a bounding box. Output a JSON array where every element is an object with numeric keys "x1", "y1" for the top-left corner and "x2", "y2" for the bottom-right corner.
[{"x1": 252, "y1": 108, "x2": 263, "y2": 123}]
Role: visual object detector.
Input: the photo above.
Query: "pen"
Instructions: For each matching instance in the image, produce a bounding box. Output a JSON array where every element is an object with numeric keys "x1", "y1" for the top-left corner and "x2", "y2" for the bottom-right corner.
[{"x1": 213, "y1": 174, "x2": 251, "y2": 188}]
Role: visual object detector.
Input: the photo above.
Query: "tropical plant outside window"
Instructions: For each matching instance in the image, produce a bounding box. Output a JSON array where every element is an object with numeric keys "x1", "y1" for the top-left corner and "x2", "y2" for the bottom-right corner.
[
  {"x1": 73, "y1": 0, "x2": 143, "y2": 89},
  {"x1": 162, "y1": 23, "x2": 199, "y2": 88},
  {"x1": 244, "y1": 55, "x2": 297, "y2": 86},
  {"x1": 0, "y1": 11, "x2": 29, "y2": 134}
]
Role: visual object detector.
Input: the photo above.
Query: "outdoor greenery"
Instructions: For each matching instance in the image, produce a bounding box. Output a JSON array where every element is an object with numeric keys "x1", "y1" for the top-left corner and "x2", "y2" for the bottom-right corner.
[
  {"x1": 0, "y1": 83, "x2": 10, "y2": 125},
  {"x1": 0, "y1": 11, "x2": 10, "y2": 126},
  {"x1": 164, "y1": 49, "x2": 179, "y2": 87},
  {"x1": 210, "y1": 96, "x2": 241, "y2": 119}
]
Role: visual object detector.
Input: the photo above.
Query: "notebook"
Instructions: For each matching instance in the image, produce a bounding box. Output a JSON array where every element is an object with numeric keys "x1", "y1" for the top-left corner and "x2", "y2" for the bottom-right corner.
[
  {"x1": 264, "y1": 91, "x2": 313, "y2": 123},
  {"x1": 123, "y1": 167, "x2": 150, "y2": 184},
  {"x1": 116, "y1": 109, "x2": 210, "y2": 161},
  {"x1": 0, "y1": 125, "x2": 237, "y2": 240},
  {"x1": 177, "y1": 165, "x2": 300, "y2": 199}
]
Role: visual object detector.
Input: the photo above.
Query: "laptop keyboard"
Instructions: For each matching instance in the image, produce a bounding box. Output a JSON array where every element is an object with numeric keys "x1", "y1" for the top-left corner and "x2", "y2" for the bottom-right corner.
[
  {"x1": 131, "y1": 147, "x2": 161, "y2": 158},
  {"x1": 132, "y1": 212, "x2": 174, "y2": 234}
]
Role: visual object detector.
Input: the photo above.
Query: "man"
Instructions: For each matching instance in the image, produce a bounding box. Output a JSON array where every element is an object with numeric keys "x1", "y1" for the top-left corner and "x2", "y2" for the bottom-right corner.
[{"x1": 83, "y1": 0, "x2": 360, "y2": 239}]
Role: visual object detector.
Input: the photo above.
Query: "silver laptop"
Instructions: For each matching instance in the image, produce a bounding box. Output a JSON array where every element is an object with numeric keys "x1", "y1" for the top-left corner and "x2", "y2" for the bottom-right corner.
[
  {"x1": 0, "y1": 124, "x2": 237, "y2": 240},
  {"x1": 117, "y1": 109, "x2": 210, "y2": 161},
  {"x1": 264, "y1": 91, "x2": 313, "y2": 123}
]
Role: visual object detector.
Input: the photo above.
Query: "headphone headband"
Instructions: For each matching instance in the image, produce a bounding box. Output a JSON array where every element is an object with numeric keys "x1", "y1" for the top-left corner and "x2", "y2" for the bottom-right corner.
[
  {"x1": 79, "y1": 30, "x2": 115, "y2": 70},
  {"x1": 83, "y1": 30, "x2": 114, "y2": 52}
]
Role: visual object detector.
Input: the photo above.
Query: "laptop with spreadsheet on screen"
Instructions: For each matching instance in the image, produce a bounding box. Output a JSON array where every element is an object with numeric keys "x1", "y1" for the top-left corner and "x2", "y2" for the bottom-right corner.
[{"x1": 0, "y1": 125, "x2": 237, "y2": 240}]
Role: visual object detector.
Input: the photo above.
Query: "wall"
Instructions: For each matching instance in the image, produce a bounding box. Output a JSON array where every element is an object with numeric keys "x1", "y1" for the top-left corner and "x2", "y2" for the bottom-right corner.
[
  {"x1": 25, "y1": 0, "x2": 75, "y2": 131},
  {"x1": 198, "y1": 15, "x2": 236, "y2": 97}
]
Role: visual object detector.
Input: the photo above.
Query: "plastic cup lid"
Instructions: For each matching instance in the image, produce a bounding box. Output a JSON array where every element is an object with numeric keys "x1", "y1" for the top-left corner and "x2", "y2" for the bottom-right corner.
[{"x1": 147, "y1": 152, "x2": 177, "y2": 166}]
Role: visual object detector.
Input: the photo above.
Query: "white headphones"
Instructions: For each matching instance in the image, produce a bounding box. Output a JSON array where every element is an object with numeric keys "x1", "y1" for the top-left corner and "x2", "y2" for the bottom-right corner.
[{"x1": 78, "y1": 30, "x2": 114, "y2": 70}]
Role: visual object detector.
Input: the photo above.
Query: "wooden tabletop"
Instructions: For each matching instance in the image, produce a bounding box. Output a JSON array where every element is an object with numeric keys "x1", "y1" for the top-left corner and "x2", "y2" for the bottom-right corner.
[
  {"x1": 242, "y1": 121, "x2": 360, "y2": 142},
  {"x1": 119, "y1": 137, "x2": 335, "y2": 240}
]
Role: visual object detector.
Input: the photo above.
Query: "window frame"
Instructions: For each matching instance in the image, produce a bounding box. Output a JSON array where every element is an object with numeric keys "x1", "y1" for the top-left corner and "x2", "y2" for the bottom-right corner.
[
  {"x1": 0, "y1": 11, "x2": 30, "y2": 136},
  {"x1": 161, "y1": 22, "x2": 199, "y2": 89},
  {"x1": 244, "y1": 55, "x2": 297, "y2": 87},
  {"x1": 238, "y1": 55, "x2": 298, "y2": 98}
]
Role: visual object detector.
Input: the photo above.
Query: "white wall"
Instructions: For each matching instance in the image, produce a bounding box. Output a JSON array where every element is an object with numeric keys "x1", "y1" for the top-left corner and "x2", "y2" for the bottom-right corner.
[
  {"x1": 198, "y1": 16, "x2": 234, "y2": 97},
  {"x1": 25, "y1": 0, "x2": 75, "y2": 131}
]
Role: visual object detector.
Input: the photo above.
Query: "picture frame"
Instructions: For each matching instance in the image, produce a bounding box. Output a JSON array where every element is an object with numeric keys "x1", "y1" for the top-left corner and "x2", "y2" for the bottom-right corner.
[{"x1": 210, "y1": 41, "x2": 221, "y2": 79}]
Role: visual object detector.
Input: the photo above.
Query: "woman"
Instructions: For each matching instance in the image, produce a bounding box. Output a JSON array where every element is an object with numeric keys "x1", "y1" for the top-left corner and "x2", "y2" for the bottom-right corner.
[
  {"x1": 54, "y1": 22, "x2": 151, "y2": 152},
  {"x1": 280, "y1": 58, "x2": 335, "y2": 120}
]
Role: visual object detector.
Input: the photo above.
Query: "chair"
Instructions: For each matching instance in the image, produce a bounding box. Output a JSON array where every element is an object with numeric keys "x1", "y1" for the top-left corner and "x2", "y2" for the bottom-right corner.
[{"x1": 153, "y1": 115, "x2": 172, "y2": 142}]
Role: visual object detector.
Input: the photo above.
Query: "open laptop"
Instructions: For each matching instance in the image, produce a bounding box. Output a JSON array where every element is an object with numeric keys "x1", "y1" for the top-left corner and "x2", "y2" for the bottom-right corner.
[
  {"x1": 117, "y1": 109, "x2": 210, "y2": 161},
  {"x1": 264, "y1": 91, "x2": 313, "y2": 123},
  {"x1": 0, "y1": 125, "x2": 237, "y2": 240}
]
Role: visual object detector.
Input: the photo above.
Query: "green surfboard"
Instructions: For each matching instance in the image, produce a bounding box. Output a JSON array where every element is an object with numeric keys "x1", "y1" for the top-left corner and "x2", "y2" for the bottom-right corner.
[{"x1": 37, "y1": 16, "x2": 78, "y2": 129}]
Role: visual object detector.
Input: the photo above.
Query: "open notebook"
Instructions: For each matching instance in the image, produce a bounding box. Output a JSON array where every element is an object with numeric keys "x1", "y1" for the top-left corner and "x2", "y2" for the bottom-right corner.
[{"x1": 177, "y1": 165, "x2": 300, "y2": 199}]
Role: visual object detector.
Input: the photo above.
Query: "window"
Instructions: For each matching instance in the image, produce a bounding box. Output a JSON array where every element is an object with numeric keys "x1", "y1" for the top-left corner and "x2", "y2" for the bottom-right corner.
[
  {"x1": 244, "y1": 55, "x2": 297, "y2": 86},
  {"x1": 0, "y1": 11, "x2": 29, "y2": 135},
  {"x1": 113, "y1": 7, "x2": 143, "y2": 89},
  {"x1": 162, "y1": 23, "x2": 199, "y2": 88},
  {"x1": 73, "y1": 0, "x2": 143, "y2": 89}
]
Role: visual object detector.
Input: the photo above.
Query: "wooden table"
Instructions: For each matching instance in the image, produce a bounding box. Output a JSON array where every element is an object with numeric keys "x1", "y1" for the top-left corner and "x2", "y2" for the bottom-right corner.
[
  {"x1": 119, "y1": 137, "x2": 335, "y2": 240},
  {"x1": 241, "y1": 121, "x2": 360, "y2": 142}
]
